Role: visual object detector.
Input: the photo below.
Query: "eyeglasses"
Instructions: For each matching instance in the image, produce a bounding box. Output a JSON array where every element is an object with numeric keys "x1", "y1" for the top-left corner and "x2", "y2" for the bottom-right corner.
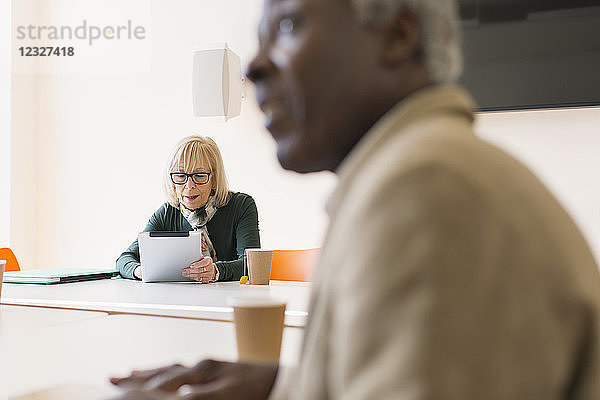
[{"x1": 170, "y1": 172, "x2": 211, "y2": 185}]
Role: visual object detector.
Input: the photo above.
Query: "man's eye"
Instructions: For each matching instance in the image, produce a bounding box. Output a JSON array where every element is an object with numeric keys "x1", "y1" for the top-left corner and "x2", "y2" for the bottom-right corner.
[{"x1": 279, "y1": 17, "x2": 295, "y2": 34}]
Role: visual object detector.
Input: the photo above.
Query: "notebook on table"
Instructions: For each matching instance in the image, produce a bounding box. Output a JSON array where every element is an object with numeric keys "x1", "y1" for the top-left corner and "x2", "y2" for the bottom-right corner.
[{"x1": 3, "y1": 267, "x2": 119, "y2": 285}]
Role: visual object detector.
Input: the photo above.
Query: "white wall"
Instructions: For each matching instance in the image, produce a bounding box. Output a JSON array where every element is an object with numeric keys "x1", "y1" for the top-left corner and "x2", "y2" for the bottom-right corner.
[
  {"x1": 0, "y1": 0, "x2": 10, "y2": 246},
  {"x1": 10, "y1": 1, "x2": 600, "y2": 270},
  {"x1": 475, "y1": 107, "x2": 600, "y2": 264},
  {"x1": 10, "y1": 0, "x2": 41, "y2": 267}
]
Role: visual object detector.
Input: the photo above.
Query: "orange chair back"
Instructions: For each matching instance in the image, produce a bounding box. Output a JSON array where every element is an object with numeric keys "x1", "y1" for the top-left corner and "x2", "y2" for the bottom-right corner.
[
  {"x1": 270, "y1": 248, "x2": 320, "y2": 282},
  {"x1": 0, "y1": 247, "x2": 21, "y2": 272}
]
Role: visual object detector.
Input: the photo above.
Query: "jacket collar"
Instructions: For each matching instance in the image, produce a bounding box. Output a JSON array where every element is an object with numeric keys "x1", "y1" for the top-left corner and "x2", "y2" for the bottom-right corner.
[{"x1": 326, "y1": 85, "x2": 477, "y2": 215}]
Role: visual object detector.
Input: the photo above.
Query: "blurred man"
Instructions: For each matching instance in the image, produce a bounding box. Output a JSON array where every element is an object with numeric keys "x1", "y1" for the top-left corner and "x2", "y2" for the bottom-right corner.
[{"x1": 111, "y1": 0, "x2": 600, "y2": 398}]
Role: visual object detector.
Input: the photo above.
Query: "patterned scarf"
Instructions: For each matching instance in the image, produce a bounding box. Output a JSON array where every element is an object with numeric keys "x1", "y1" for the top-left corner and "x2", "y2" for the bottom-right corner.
[{"x1": 180, "y1": 197, "x2": 218, "y2": 261}]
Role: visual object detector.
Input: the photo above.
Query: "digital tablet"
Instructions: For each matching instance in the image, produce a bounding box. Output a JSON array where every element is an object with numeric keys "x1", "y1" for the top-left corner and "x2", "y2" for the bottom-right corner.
[{"x1": 138, "y1": 231, "x2": 202, "y2": 283}]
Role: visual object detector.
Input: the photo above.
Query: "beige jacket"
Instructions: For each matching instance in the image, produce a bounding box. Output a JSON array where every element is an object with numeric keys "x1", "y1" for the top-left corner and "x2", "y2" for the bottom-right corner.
[{"x1": 270, "y1": 85, "x2": 600, "y2": 400}]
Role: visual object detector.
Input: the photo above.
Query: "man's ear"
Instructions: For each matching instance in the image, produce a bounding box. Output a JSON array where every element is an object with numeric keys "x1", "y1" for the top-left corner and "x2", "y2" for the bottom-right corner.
[{"x1": 378, "y1": 9, "x2": 421, "y2": 67}]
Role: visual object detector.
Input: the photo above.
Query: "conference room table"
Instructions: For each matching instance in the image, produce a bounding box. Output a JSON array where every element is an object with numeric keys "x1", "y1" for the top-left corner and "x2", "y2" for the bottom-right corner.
[
  {"x1": 0, "y1": 278, "x2": 312, "y2": 327},
  {"x1": 0, "y1": 307, "x2": 304, "y2": 400},
  {"x1": 0, "y1": 304, "x2": 107, "y2": 338},
  {"x1": 0, "y1": 277, "x2": 310, "y2": 398}
]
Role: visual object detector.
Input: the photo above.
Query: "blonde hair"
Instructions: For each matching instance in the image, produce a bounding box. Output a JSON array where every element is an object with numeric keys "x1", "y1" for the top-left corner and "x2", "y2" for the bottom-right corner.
[{"x1": 164, "y1": 136, "x2": 230, "y2": 208}]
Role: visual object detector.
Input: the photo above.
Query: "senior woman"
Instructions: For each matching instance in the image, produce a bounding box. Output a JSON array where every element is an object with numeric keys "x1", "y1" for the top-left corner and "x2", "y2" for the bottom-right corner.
[{"x1": 116, "y1": 135, "x2": 260, "y2": 282}]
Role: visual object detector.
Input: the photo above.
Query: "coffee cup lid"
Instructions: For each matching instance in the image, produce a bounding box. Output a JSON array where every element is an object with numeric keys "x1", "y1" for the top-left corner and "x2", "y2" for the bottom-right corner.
[{"x1": 228, "y1": 296, "x2": 286, "y2": 308}]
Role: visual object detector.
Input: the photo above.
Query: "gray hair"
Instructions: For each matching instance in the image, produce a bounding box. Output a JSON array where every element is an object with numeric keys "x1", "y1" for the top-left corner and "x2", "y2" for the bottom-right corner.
[{"x1": 351, "y1": 0, "x2": 462, "y2": 83}]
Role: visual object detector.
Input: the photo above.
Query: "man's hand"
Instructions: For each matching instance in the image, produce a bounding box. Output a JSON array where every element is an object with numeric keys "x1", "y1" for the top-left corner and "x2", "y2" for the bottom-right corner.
[
  {"x1": 110, "y1": 359, "x2": 278, "y2": 400},
  {"x1": 183, "y1": 257, "x2": 217, "y2": 283}
]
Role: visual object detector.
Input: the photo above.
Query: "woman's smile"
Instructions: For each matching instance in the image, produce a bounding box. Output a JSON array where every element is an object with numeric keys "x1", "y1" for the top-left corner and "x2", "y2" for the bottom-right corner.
[{"x1": 181, "y1": 192, "x2": 207, "y2": 209}]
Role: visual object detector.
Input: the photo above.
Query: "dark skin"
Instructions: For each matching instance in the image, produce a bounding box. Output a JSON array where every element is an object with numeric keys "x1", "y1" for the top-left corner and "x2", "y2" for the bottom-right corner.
[
  {"x1": 110, "y1": 0, "x2": 431, "y2": 398},
  {"x1": 247, "y1": 0, "x2": 431, "y2": 173},
  {"x1": 109, "y1": 360, "x2": 277, "y2": 400}
]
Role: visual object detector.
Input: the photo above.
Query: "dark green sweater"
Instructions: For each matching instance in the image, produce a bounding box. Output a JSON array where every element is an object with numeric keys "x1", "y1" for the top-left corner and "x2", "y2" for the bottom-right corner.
[{"x1": 116, "y1": 192, "x2": 260, "y2": 281}]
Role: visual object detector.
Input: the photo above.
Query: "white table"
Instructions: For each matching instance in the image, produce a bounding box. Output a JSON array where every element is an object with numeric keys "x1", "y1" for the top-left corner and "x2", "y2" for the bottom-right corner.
[
  {"x1": 1, "y1": 278, "x2": 312, "y2": 327},
  {"x1": 0, "y1": 305, "x2": 107, "y2": 338},
  {"x1": 0, "y1": 314, "x2": 304, "y2": 399}
]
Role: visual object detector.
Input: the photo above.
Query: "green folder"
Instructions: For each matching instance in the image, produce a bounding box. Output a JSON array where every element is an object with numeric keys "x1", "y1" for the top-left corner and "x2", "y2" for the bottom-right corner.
[{"x1": 3, "y1": 267, "x2": 119, "y2": 284}]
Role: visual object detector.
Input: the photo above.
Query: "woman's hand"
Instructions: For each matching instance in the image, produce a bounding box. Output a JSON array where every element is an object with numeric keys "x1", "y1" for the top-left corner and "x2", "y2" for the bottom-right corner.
[
  {"x1": 110, "y1": 360, "x2": 278, "y2": 400},
  {"x1": 134, "y1": 266, "x2": 143, "y2": 280},
  {"x1": 182, "y1": 257, "x2": 217, "y2": 283}
]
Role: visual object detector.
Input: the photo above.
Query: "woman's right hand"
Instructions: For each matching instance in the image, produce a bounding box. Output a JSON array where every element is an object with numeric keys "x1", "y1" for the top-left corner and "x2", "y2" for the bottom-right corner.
[
  {"x1": 134, "y1": 266, "x2": 143, "y2": 280},
  {"x1": 183, "y1": 257, "x2": 216, "y2": 283}
]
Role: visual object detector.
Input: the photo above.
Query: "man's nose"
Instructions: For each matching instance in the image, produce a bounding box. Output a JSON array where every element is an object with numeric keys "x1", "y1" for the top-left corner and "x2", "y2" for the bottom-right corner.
[{"x1": 246, "y1": 47, "x2": 273, "y2": 83}]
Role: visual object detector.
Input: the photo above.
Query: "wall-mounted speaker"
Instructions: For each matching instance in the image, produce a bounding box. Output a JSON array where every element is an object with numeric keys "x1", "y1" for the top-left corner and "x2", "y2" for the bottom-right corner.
[{"x1": 192, "y1": 44, "x2": 243, "y2": 121}]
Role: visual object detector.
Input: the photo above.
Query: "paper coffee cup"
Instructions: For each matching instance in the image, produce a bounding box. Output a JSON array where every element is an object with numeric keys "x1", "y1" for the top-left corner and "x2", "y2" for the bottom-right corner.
[
  {"x1": 229, "y1": 297, "x2": 286, "y2": 362},
  {"x1": 246, "y1": 249, "x2": 273, "y2": 285},
  {"x1": 0, "y1": 260, "x2": 5, "y2": 298}
]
